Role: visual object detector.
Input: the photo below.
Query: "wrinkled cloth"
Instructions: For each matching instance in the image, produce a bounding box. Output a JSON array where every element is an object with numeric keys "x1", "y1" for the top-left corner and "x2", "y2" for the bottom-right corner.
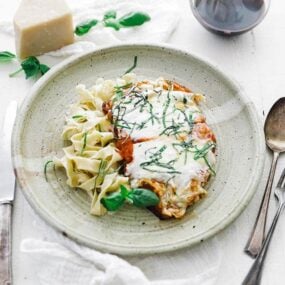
[{"x1": 0, "y1": 0, "x2": 179, "y2": 57}]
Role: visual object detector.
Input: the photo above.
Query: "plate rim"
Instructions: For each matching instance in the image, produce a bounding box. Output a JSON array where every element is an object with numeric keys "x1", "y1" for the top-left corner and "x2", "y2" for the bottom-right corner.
[{"x1": 12, "y1": 43, "x2": 265, "y2": 255}]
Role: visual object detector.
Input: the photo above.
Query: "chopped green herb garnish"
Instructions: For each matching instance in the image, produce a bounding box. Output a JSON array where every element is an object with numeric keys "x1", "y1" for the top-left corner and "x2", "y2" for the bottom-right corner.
[
  {"x1": 193, "y1": 143, "x2": 215, "y2": 160},
  {"x1": 80, "y1": 132, "x2": 88, "y2": 155},
  {"x1": 44, "y1": 160, "x2": 53, "y2": 182},
  {"x1": 72, "y1": 115, "x2": 84, "y2": 119},
  {"x1": 140, "y1": 145, "x2": 181, "y2": 174},
  {"x1": 94, "y1": 159, "x2": 108, "y2": 189},
  {"x1": 162, "y1": 84, "x2": 172, "y2": 128},
  {"x1": 124, "y1": 56, "x2": 137, "y2": 75}
]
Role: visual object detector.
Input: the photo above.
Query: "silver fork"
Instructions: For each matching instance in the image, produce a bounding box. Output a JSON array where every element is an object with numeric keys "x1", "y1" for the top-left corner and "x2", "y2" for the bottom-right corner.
[{"x1": 242, "y1": 168, "x2": 285, "y2": 285}]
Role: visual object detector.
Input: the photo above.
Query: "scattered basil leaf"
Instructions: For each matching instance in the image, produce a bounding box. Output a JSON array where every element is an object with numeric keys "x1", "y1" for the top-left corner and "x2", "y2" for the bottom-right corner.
[
  {"x1": 9, "y1": 56, "x2": 50, "y2": 79},
  {"x1": 75, "y1": 19, "x2": 99, "y2": 36},
  {"x1": 104, "y1": 18, "x2": 121, "y2": 30},
  {"x1": 22, "y1": 56, "x2": 41, "y2": 78},
  {"x1": 101, "y1": 192, "x2": 126, "y2": 211},
  {"x1": 119, "y1": 12, "x2": 151, "y2": 27},
  {"x1": 124, "y1": 56, "x2": 137, "y2": 75},
  {"x1": 104, "y1": 10, "x2": 117, "y2": 20},
  {"x1": 120, "y1": 184, "x2": 129, "y2": 198},
  {"x1": 75, "y1": 11, "x2": 151, "y2": 35},
  {"x1": 100, "y1": 185, "x2": 160, "y2": 212},
  {"x1": 39, "y1": 64, "x2": 50, "y2": 75},
  {"x1": 130, "y1": 188, "x2": 160, "y2": 207},
  {"x1": 0, "y1": 51, "x2": 16, "y2": 62}
]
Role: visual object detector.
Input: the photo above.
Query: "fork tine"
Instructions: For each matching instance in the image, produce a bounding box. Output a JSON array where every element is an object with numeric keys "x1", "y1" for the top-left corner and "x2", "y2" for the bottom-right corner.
[{"x1": 277, "y1": 168, "x2": 285, "y2": 188}]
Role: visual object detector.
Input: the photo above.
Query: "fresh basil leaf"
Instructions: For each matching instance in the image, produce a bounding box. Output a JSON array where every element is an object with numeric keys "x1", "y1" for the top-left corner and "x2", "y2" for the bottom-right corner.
[
  {"x1": 39, "y1": 64, "x2": 50, "y2": 75},
  {"x1": 20, "y1": 56, "x2": 40, "y2": 79},
  {"x1": 104, "y1": 10, "x2": 117, "y2": 20},
  {"x1": 75, "y1": 19, "x2": 98, "y2": 36},
  {"x1": 101, "y1": 192, "x2": 125, "y2": 211},
  {"x1": 119, "y1": 12, "x2": 151, "y2": 27},
  {"x1": 129, "y1": 188, "x2": 159, "y2": 208},
  {"x1": 0, "y1": 51, "x2": 16, "y2": 62},
  {"x1": 120, "y1": 184, "x2": 130, "y2": 198},
  {"x1": 104, "y1": 18, "x2": 121, "y2": 30},
  {"x1": 9, "y1": 56, "x2": 50, "y2": 79}
]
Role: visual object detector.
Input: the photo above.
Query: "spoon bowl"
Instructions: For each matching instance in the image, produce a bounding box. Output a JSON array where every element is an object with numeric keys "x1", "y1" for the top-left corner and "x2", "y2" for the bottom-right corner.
[{"x1": 264, "y1": 97, "x2": 285, "y2": 152}]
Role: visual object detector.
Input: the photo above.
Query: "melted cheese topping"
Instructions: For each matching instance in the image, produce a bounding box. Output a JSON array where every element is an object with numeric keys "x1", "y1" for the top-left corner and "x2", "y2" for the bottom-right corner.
[
  {"x1": 112, "y1": 79, "x2": 216, "y2": 198},
  {"x1": 112, "y1": 85, "x2": 203, "y2": 141},
  {"x1": 126, "y1": 137, "x2": 214, "y2": 194}
]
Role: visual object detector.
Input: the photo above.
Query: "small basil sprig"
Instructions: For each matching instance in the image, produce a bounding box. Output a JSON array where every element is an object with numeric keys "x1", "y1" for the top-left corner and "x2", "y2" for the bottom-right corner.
[
  {"x1": 9, "y1": 56, "x2": 50, "y2": 79},
  {"x1": 101, "y1": 185, "x2": 159, "y2": 211},
  {"x1": 75, "y1": 10, "x2": 151, "y2": 36},
  {"x1": 0, "y1": 51, "x2": 16, "y2": 62},
  {"x1": 75, "y1": 19, "x2": 99, "y2": 36}
]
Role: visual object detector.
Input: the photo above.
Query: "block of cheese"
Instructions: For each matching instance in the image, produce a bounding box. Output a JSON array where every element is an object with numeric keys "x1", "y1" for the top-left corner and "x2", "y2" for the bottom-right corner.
[{"x1": 14, "y1": 0, "x2": 74, "y2": 59}]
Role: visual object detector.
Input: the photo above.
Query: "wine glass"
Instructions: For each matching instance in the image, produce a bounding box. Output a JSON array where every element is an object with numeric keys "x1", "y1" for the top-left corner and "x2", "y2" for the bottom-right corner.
[{"x1": 190, "y1": 0, "x2": 271, "y2": 36}]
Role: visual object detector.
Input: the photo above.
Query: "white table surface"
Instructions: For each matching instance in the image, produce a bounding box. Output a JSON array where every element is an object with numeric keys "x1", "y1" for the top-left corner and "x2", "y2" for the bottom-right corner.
[{"x1": 1, "y1": 0, "x2": 285, "y2": 284}]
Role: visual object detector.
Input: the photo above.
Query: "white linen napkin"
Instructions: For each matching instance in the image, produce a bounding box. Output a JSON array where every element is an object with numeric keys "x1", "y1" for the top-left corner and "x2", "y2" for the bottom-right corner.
[
  {"x1": 0, "y1": 0, "x2": 180, "y2": 57},
  {"x1": 18, "y1": 202, "x2": 221, "y2": 285},
  {"x1": 1, "y1": 0, "x2": 222, "y2": 284}
]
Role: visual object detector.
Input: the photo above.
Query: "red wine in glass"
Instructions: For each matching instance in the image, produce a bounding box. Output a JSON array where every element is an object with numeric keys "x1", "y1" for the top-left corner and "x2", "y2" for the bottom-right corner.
[{"x1": 190, "y1": 0, "x2": 270, "y2": 36}]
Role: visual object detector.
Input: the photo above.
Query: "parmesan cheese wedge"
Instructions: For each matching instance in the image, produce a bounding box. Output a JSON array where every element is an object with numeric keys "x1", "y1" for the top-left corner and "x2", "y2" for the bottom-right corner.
[{"x1": 14, "y1": 0, "x2": 74, "y2": 59}]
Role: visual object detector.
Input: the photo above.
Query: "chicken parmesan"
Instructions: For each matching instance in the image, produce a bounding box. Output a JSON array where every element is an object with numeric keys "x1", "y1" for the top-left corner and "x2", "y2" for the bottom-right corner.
[{"x1": 55, "y1": 73, "x2": 216, "y2": 219}]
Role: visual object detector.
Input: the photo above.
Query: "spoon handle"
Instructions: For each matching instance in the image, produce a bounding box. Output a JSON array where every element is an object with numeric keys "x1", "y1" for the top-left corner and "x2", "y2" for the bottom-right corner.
[
  {"x1": 242, "y1": 203, "x2": 284, "y2": 285},
  {"x1": 244, "y1": 151, "x2": 279, "y2": 257}
]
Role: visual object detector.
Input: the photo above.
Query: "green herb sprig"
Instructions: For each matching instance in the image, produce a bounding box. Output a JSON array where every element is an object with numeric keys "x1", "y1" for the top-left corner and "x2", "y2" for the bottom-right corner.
[
  {"x1": 75, "y1": 10, "x2": 151, "y2": 36},
  {"x1": 0, "y1": 51, "x2": 50, "y2": 79},
  {"x1": 101, "y1": 184, "x2": 159, "y2": 211},
  {"x1": 9, "y1": 56, "x2": 50, "y2": 79}
]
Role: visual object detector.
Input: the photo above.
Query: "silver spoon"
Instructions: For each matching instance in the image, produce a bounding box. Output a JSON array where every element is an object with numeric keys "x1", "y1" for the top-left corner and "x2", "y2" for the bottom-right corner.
[
  {"x1": 243, "y1": 168, "x2": 285, "y2": 285},
  {"x1": 245, "y1": 97, "x2": 285, "y2": 257}
]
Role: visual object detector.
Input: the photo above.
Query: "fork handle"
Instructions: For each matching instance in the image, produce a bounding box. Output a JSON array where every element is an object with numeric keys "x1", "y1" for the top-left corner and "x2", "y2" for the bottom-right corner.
[
  {"x1": 245, "y1": 151, "x2": 279, "y2": 257},
  {"x1": 0, "y1": 203, "x2": 12, "y2": 285},
  {"x1": 242, "y1": 203, "x2": 284, "y2": 285}
]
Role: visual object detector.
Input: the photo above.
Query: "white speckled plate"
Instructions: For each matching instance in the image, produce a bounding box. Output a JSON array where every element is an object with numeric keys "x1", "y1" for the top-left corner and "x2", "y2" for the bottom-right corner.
[{"x1": 12, "y1": 44, "x2": 265, "y2": 255}]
